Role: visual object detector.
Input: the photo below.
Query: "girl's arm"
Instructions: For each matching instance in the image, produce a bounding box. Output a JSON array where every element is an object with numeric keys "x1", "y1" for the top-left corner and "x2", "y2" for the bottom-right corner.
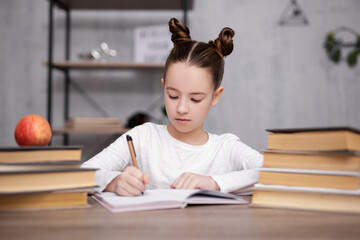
[
  {"x1": 82, "y1": 128, "x2": 142, "y2": 193},
  {"x1": 211, "y1": 141, "x2": 264, "y2": 193},
  {"x1": 170, "y1": 140, "x2": 263, "y2": 193}
]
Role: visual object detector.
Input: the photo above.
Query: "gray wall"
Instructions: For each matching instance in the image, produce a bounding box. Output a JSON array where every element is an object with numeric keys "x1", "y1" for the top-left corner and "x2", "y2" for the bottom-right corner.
[{"x1": 1, "y1": 0, "x2": 359, "y2": 160}]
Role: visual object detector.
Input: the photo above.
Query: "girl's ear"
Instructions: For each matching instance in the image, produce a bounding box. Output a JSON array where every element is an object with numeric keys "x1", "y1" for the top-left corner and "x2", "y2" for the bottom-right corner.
[
  {"x1": 161, "y1": 78, "x2": 165, "y2": 87},
  {"x1": 211, "y1": 87, "x2": 224, "y2": 106}
]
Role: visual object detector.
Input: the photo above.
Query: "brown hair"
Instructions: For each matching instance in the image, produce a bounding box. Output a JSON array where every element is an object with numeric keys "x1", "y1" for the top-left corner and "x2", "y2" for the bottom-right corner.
[{"x1": 164, "y1": 18, "x2": 235, "y2": 90}]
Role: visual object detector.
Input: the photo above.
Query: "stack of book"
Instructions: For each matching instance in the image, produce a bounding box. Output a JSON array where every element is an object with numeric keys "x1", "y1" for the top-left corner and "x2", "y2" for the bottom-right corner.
[
  {"x1": 0, "y1": 146, "x2": 97, "y2": 211},
  {"x1": 251, "y1": 127, "x2": 360, "y2": 213},
  {"x1": 65, "y1": 117, "x2": 126, "y2": 133}
]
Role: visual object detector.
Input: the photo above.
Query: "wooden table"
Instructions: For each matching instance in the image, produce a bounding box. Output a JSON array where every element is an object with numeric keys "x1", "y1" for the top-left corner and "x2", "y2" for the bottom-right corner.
[{"x1": 1, "y1": 196, "x2": 360, "y2": 240}]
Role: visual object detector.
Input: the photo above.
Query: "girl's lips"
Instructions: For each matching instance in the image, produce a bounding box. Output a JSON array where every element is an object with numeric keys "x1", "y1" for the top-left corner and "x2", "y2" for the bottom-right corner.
[{"x1": 175, "y1": 118, "x2": 190, "y2": 122}]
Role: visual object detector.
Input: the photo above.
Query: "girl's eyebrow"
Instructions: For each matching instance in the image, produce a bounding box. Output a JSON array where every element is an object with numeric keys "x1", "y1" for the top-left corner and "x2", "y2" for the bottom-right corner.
[
  {"x1": 166, "y1": 87, "x2": 206, "y2": 95},
  {"x1": 166, "y1": 87, "x2": 178, "y2": 91},
  {"x1": 190, "y1": 92, "x2": 206, "y2": 96}
]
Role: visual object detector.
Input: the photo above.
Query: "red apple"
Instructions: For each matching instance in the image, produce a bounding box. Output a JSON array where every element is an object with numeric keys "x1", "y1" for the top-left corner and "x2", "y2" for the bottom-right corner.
[{"x1": 14, "y1": 114, "x2": 52, "y2": 146}]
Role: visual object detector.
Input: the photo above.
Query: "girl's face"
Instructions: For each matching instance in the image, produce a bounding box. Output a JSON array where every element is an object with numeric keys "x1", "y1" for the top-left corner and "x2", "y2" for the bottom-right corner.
[{"x1": 162, "y1": 62, "x2": 223, "y2": 138}]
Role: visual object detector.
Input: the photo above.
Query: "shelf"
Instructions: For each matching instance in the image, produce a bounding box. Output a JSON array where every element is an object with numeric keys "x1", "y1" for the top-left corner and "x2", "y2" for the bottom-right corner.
[
  {"x1": 53, "y1": 126, "x2": 129, "y2": 135},
  {"x1": 45, "y1": 61, "x2": 165, "y2": 71},
  {"x1": 54, "y1": 0, "x2": 193, "y2": 10},
  {"x1": 46, "y1": 0, "x2": 191, "y2": 145}
]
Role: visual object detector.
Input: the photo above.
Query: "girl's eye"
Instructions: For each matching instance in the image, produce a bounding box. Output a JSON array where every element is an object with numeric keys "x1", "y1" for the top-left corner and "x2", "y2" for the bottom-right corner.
[
  {"x1": 191, "y1": 98, "x2": 201, "y2": 103},
  {"x1": 169, "y1": 95, "x2": 178, "y2": 99}
]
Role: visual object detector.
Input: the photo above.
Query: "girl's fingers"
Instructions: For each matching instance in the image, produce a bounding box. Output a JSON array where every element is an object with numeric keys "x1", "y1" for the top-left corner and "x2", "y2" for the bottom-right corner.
[
  {"x1": 119, "y1": 184, "x2": 141, "y2": 196},
  {"x1": 120, "y1": 178, "x2": 143, "y2": 196},
  {"x1": 172, "y1": 174, "x2": 188, "y2": 189},
  {"x1": 126, "y1": 175, "x2": 146, "y2": 192},
  {"x1": 117, "y1": 186, "x2": 132, "y2": 196},
  {"x1": 116, "y1": 166, "x2": 149, "y2": 196},
  {"x1": 171, "y1": 173, "x2": 201, "y2": 189},
  {"x1": 143, "y1": 174, "x2": 151, "y2": 185},
  {"x1": 172, "y1": 176, "x2": 181, "y2": 189},
  {"x1": 125, "y1": 166, "x2": 149, "y2": 188},
  {"x1": 181, "y1": 176, "x2": 193, "y2": 189},
  {"x1": 126, "y1": 166, "x2": 144, "y2": 179}
]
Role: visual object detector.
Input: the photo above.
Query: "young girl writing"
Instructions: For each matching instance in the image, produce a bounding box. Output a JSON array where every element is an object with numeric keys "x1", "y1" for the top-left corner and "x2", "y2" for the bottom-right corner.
[{"x1": 82, "y1": 18, "x2": 263, "y2": 196}]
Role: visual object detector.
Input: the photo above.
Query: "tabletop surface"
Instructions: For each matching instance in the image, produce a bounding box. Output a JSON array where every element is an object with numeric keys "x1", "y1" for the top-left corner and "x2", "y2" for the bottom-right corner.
[{"x1": 1, "y1": 196, "x2": 360, "y2": 240}]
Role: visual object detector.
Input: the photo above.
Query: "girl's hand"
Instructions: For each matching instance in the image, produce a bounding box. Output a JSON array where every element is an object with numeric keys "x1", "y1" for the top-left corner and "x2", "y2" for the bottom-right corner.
[
  {"x1": 104, "y1": 166, "x2": 150, "y2": 196},
  {"x1": 170, "y1": 172, "x2": 220, "y2": 191}
]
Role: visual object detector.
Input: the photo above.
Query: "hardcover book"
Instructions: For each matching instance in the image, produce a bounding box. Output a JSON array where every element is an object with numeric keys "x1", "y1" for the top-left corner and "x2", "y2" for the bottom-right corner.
[
  {"x1": 258, "y1": 168, "x2": 360, "y2": 190},
  {"x1": 266, "y1": 127, "x2": 360, "y2": 151},
  {"x1": 0, "y1": 146, "x2": 82, "y2": 164},
  {"x1": 251, "y1": 184, "x2": 360, "y2": 214},
  {"x1": 0, "y1": 188, "x2": 91, "y2": 211},
  {"x1": 262, "y1": 149, "x2": 360, "y2": 171},
  {"x1": 0, "y1": 167, "x2": 97, "y2": 193}
]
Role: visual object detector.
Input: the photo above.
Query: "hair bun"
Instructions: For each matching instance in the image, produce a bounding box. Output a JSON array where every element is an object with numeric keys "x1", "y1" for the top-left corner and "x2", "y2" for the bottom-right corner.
[
  {"x1": 209, "y1": 27, "x2": 235, "y2": 57},
  {"x1": 169, "y1": 18, "x2": 192, "y2": 44}
]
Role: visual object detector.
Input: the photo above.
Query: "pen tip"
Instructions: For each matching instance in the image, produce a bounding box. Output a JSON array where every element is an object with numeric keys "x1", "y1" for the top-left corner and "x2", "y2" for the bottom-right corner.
[{"x1": 126, "y1": 135, "x2": 132, "y2": 141}]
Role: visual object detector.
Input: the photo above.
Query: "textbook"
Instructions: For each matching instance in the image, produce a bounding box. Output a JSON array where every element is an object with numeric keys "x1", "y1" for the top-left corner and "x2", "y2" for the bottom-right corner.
[
  {"x1": 262, "y1": 149, "x2": 360, "y2": 171},
  {"x1": 66, "y1": 117, "x2": 121, "y2": 126},
  {"x1": 0, "y1": 162, "x2": 81, "y2": 171},
  {"x1": 251, "y1": 184, "x2": 360, "y2": 214},
  {"x1": 0, "y1": 146, "x2": 82, "y2": 164},
  {"x1": 266, "y1": 126, "x2": 360, "y2": 151},
  {"x1": 93, "y1": 189, "x2": 248, "y2": 213},
  {"x1": 0, "y1": 188, "x2": 90, "y2": 211},
  {"x1": 259, "y1": 168, "x2": 360, "y2": 190},
  {"x1": 0, "y1": 168, "x2": 97, "y2": 193}
]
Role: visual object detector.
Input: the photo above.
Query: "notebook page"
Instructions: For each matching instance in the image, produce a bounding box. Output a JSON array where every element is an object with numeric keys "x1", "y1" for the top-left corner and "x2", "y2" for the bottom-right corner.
[{"x1": 96, "y1": 189, "x2": 201, "y2": 207}]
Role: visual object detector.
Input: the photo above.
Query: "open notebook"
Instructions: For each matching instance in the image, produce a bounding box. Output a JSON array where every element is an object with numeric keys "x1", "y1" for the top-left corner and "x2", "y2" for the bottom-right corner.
[{"x1": 93, "y1": 189, "x2": 248, "y2": 213}]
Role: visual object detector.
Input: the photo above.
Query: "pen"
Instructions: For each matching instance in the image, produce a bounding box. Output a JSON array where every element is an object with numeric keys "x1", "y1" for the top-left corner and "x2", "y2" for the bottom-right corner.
[
  {"x1": 126, "y1": 135, "x2": 138, "y2": 168},
  {"x1": 126, "y1": 135, "x2": 144, "y2": 195}
]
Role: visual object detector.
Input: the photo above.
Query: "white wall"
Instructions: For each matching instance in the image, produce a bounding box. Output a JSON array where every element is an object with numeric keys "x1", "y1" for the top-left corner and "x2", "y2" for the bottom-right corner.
[{"x1": 1, "y1": 0, "x2": 359, "y2": 160}]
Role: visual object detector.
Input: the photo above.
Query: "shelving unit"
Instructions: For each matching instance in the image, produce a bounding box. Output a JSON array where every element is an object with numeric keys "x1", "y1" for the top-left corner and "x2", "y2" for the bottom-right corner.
[
  {"x1": 44, "y1": 61, "x2": 165, "y2": 70},
  {"x1": 46, "y1": 0, "x2": 192, "y2": 144}
]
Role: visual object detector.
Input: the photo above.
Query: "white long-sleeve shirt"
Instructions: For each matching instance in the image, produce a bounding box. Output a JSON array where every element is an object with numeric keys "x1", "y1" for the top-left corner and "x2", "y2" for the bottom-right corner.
[{"x1": 82, "y1": 122, "x2": 263, "y2": 193}]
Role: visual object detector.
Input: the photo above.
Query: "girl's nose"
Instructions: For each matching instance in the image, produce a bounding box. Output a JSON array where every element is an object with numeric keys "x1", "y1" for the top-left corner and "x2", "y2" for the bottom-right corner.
[{"x1": 177, "y1": 99, "x2": 189, "y2": 114}]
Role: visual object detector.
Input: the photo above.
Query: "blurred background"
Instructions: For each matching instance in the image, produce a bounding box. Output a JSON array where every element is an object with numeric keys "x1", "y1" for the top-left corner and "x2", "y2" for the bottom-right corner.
[{"x1": 0, "y1": 0, "x2": 359, "y2": 161}]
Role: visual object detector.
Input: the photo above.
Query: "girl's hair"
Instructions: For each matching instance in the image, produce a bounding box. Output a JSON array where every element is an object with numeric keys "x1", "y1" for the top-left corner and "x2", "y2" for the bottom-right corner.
[{"x1": 164, "y1": 18, "x2": 235, "y2": 90}]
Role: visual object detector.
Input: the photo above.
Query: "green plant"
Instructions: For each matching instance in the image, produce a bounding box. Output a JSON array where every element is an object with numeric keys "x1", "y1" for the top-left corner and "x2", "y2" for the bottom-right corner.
[
  {"x1": 325, "y1": 32, "x2": 341, "y2": 63},
  {"x1": 324, "y1": 27, "x2": 360, "y2": 67}
]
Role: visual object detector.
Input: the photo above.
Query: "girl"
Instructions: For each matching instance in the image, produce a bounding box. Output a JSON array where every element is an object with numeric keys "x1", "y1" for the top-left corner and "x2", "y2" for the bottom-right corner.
[{"x1": 82, "y1": 18, "x2": 263, "y2": 196}]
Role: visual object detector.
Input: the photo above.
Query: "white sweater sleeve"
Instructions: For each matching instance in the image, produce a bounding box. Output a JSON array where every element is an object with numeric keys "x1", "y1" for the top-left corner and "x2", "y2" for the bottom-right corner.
[
  {"x1": 81, "y1": 128, "x2": 139, "y2": 192},
  {"x1": 211, "y1": 140, "x2": 263, "y2": 194}
]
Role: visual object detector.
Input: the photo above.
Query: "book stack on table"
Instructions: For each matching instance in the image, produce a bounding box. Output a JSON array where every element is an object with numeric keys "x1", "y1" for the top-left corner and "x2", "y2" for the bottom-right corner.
[
  {"x1": 65, "y1": 117, "x2": 126, "y2": 133},
  {"x1": 251, "y1": 127, "x2": 360, "y2": 213},
  {"x1": 0, "y1": 146, "x2": 97, "y2": 211}
]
